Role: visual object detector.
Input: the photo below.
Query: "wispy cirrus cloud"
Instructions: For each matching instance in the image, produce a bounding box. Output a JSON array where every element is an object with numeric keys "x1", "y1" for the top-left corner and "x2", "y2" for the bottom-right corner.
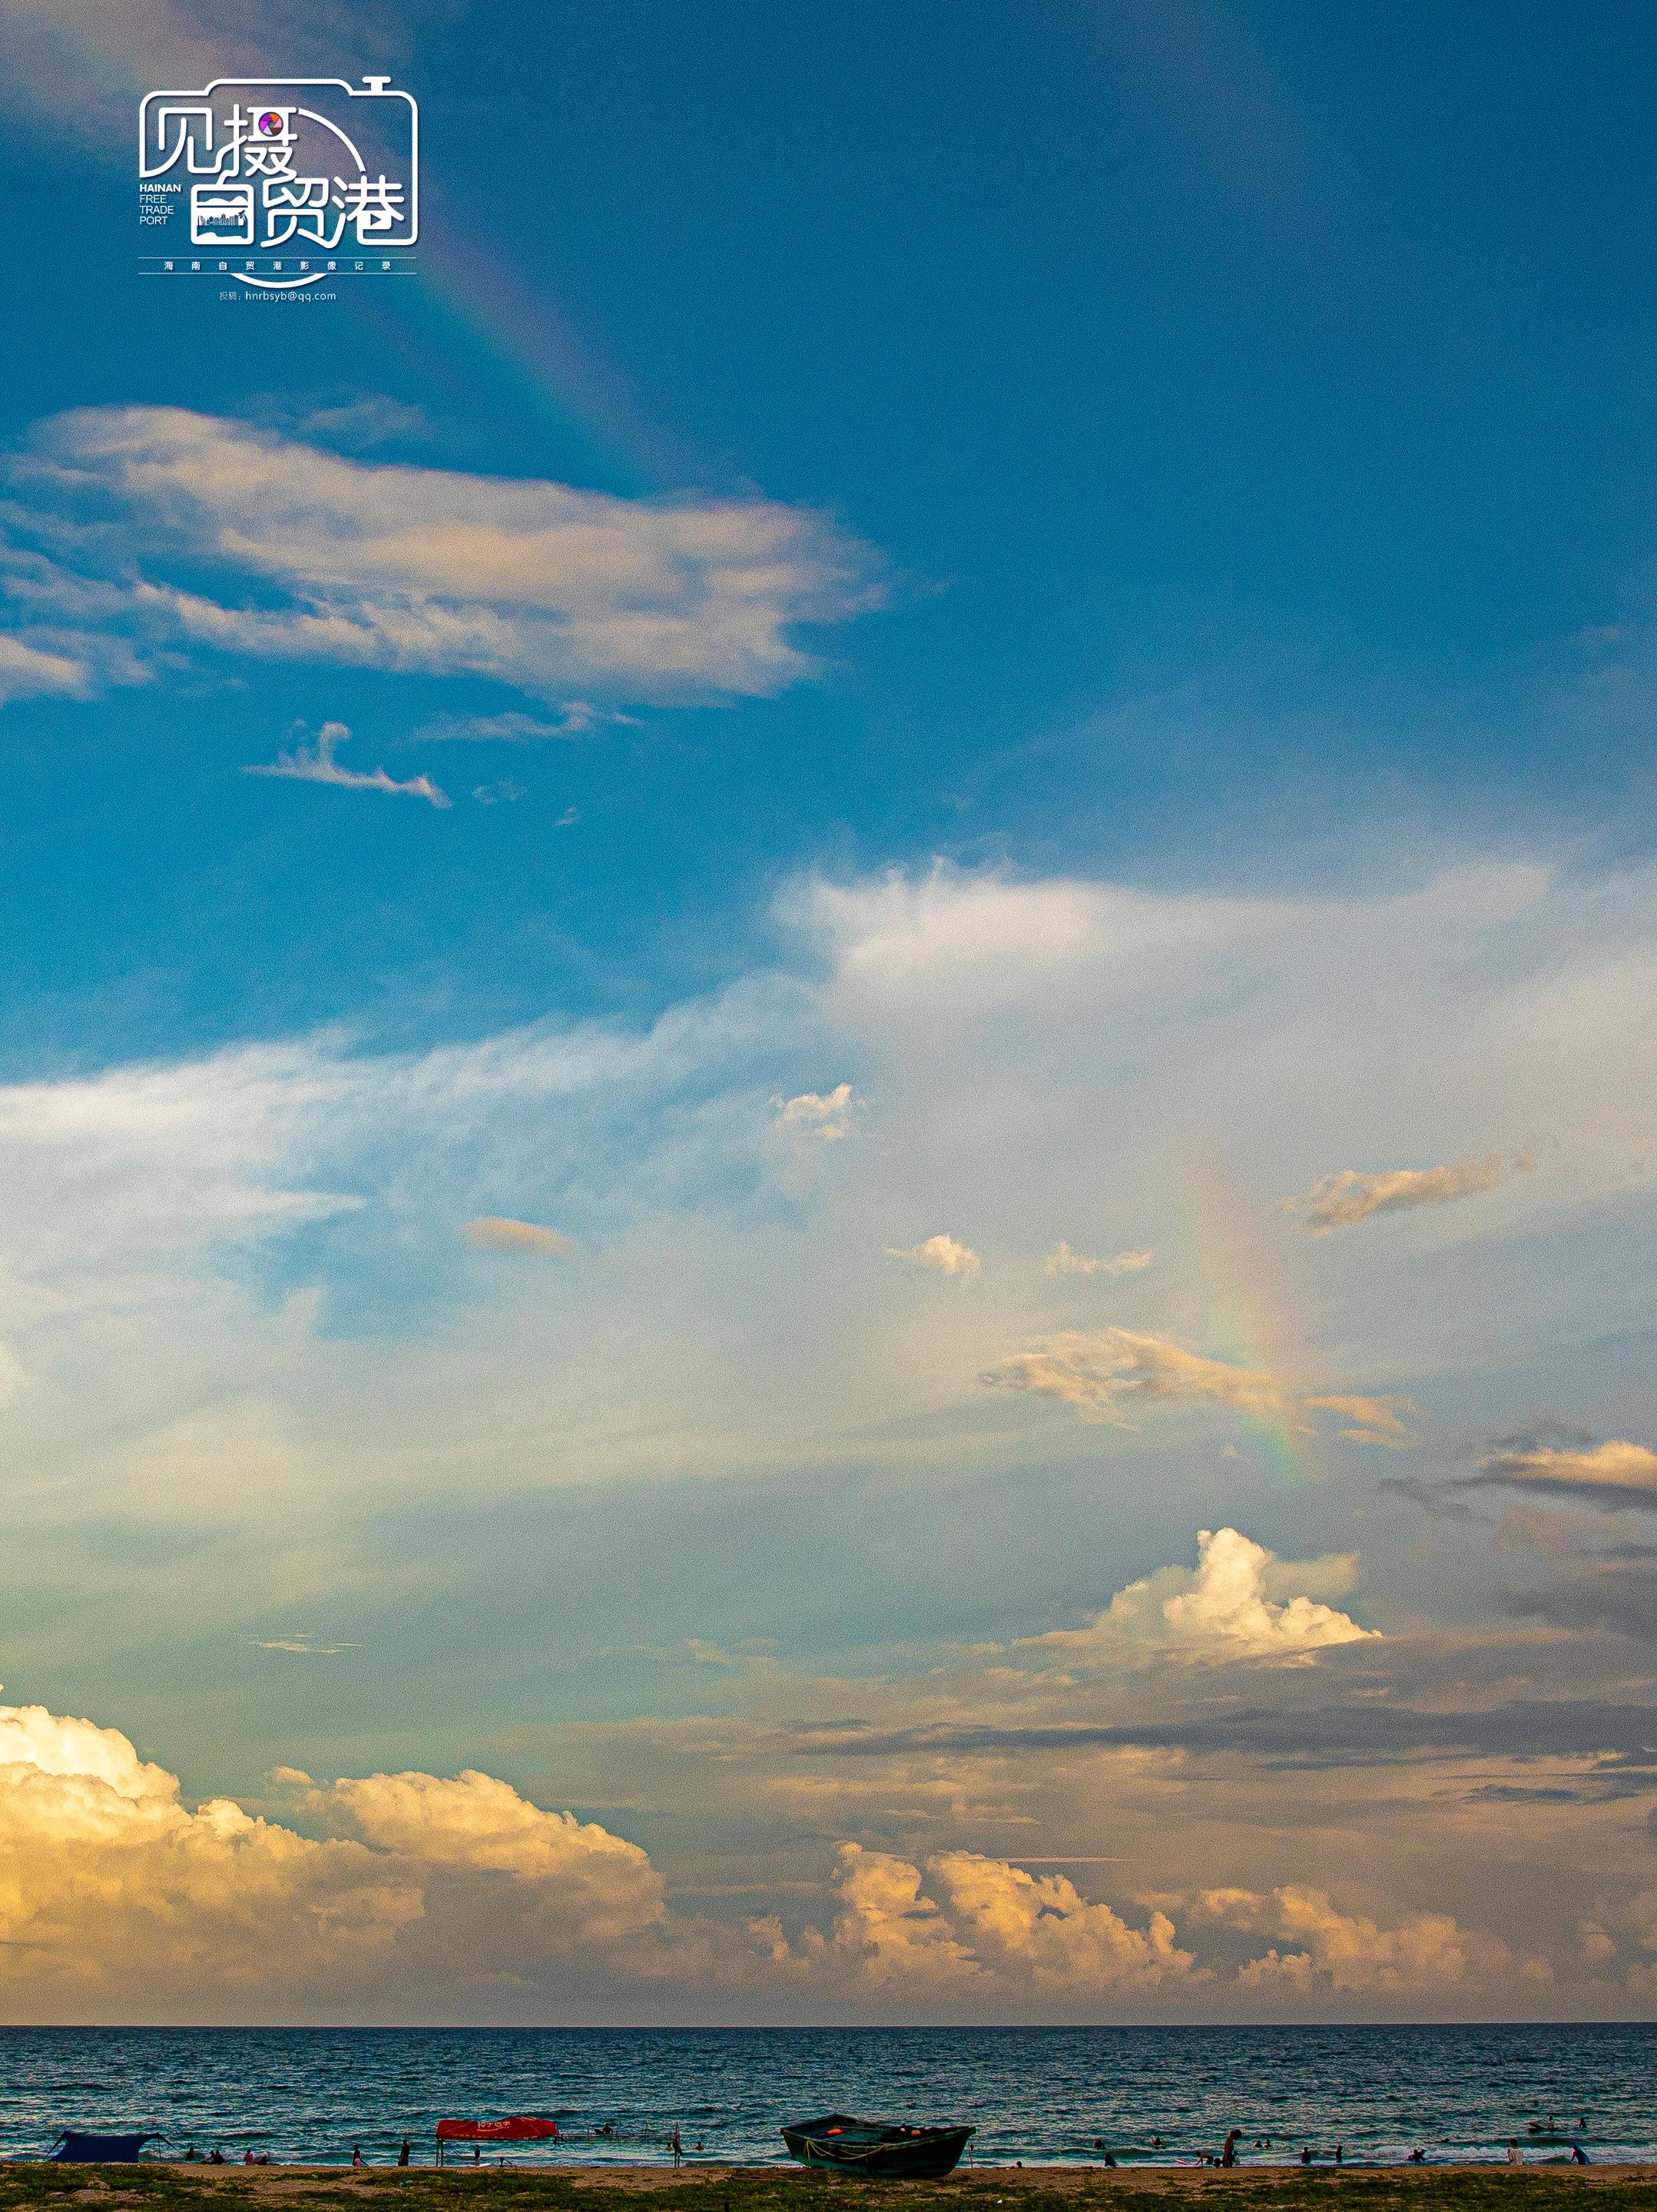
[
  {"x1": 1045, "y1": 1241, "x2": 1154, "y2": 1277},
  {"x1": 983, "y1": 1328, "x2": 1288, "y2": 1428},
  {"x1": 243, "y1": 721, "x2": 451, "y2": 808},
  {"x1": 416, "y1": 705, "x2": 635, "y2": 742},
  {"x1": 1303, "y1": 1393, "x2": 1417, "y2": 1449},
  {"x1": 0, "y1": 631, "x2": 97, "y2": 705},
  {"x1": 251, "y1": 1635, "x2": 362, "y2": 1656},
  {"x1": 1281, "y1": 1147, "x2": 1535, "y2": 1232},
  {"x1": 5, "y1": 407, "x2": 883, "y2": 705},
  {"x1": 983, "y1": 1331, "x2": 1416, "y2": 1448}
]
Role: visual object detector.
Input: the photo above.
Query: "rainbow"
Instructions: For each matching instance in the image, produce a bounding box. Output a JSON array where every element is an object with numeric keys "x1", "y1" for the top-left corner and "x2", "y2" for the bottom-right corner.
[{"x1": 1169, "y1": 1147, "x2": 1311, "y2": 1483}]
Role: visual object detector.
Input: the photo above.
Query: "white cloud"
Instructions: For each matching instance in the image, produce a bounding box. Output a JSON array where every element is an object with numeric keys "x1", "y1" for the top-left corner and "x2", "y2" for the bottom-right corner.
[
  {"x1": 1046, "y1": 1241, "x2": 1154, "y2": 1277},
  {"x1": 1201, "y1": 1885, "x2": 1513, "y2": 1993},
  {"x1": 465, "y1": 1216, "x2": 579, "y2": 1260},
  {"x1": 774, "y1": 1083, "x2": 860, "y2": 1141},
  {"x1": 417, "y1": 705, "x2": 631, "y2": 742},
  {"x1": 297, "y1": 397, "x2": 431, "y2": 451},
  {"x1": 1032, "y1": 1526, "x2": 1376, "y2": 1662},
  {"x1": 983, "y1": 1328, "x2": 1288, "y2": 1428},
  {"x1": 8, "y1": 407, "x2": 881, "y2": 702},
  {"x1": 0, "y1": 631, "x2": 94, "y2": 704},
  {"x1": 244, "y1": 721, "x2": 451, "y2": 807},
  {"x1": 886, "y1": 1232, "x2": 982, "y2": 1279},
  {"x1": 1283, "y1": 1149, "x2": 1535, "y2": 1233}
]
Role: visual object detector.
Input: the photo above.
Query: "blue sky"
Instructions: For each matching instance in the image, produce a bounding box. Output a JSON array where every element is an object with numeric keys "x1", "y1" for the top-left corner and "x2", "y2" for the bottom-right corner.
[
  {"x1": 5, "y1": 0, "x2": 1657, "y2": 1062},
  {"x1": 0, "y1": 0, "x2": 1652, "y2": 2025}
]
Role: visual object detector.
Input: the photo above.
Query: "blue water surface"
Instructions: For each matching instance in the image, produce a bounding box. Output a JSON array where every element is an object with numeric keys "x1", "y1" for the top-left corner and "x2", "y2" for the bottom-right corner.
[{"x1": 0, "y1": 2025, "x2": 1651, "y2": 2170}]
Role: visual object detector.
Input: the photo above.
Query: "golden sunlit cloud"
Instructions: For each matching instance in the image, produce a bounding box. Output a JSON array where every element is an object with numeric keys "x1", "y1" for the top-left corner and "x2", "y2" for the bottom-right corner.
[
  {"x1": 465, "y1": 1216, "x2": 580, "y2": 1259},
  {"x1": 1281, "y1": 1148, "x2": 1535, "y2": 1233}
]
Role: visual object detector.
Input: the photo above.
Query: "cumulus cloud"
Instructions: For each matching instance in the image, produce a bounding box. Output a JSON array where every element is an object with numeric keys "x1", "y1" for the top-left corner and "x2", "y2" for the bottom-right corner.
[
  {"x1": 983, "y1": 1328, "x2": 1287, "y2": 1428},
  {"x1": 820, "y1": 1844, "x2": 1193, "y2": 1991},
  {"x1": 0, "y1": 1697, "x2": 685, "y2": 2017},
  {"x1": 6, "y1": 408, "x2": 880, "y2": 703},
  {"x1": 926, "y1": 1852, "x2": 1195, "y2": 1990},
  {"x1": 886, "y1": 1232, "x2": 982, "y2": 1279},
  {"x1": 1200, "y1": 1885, "x2": 1516, "y2": 1994},
  {"x1": 465, "y1": 1216, "x2": 580, "y2": 1260},
  {"x1": 1045, "y1": 1242, "x2": 1154, "y2": 1277},
  {"x1": 774, "y1": 1084, "x2": 860, "y2": 1142},
  {"x1": 244, "y1": 721, "x2": 450, "y2": 807},
  {"x1": 1282, "y1": 1148, "x2": 1535, "y2": 1232},
  {"x1": 1030, "y1": 1527, "x2": 1376, "y2": 1663},
  {"x1": 311, "y1": 1769, "x2": 665, "y2": 1943}
]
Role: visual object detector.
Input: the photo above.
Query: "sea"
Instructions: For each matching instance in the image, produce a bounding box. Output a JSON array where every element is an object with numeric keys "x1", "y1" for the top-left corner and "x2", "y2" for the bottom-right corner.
[{"x1": 2, "y1": 2025, "x2": 1652, "y2": 2170}]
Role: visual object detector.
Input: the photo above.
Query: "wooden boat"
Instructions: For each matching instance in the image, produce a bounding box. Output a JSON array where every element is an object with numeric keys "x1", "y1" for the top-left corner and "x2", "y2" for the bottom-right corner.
[{"x1": 781, "y1": 2114, "x2": 975, "y2": 2178}]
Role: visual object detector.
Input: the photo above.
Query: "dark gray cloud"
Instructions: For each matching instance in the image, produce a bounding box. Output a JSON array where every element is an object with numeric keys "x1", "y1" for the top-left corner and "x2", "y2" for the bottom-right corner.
[
  {"x1": 777, "y1": 1697, "x2": 1657, "y2": 1776},
  {"x1": 1500, "y1": 1564, "x2": 1657, "y2": 1643}
]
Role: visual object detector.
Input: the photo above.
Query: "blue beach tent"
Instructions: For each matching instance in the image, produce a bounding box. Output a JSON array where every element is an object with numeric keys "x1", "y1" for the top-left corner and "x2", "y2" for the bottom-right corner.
[{"x1": 50, "y1": 2132, "x2": 161, "y2": 2162}]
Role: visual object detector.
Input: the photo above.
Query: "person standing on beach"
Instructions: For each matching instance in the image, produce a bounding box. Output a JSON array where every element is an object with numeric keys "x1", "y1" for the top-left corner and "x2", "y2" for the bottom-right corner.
[
  {"x1": 397, "y1": 2142, "x2": 410, "y2": 2167},
  {"x1": 1506, "y1": 2141, "x2": 1523, "y2": 2166},
  {"x1": 1300, "y1": 2147, "x2": 1312, "y2": 2165},
  {"x1": 670, "y1": 2127, "x2": 683, "y2": 2171},
  {"x1": 352, "y1": 2146, "x2": 364, "y2": 2169},
  {"x1": 1220, "y1": 2131, "x2": 1242, "y2": 2168}
]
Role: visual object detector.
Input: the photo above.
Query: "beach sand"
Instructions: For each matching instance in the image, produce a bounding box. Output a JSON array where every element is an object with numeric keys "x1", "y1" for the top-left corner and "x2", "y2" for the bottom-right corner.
[{"x1": 21, "y1": 2163, "x2": 1655, "y2": 2201}]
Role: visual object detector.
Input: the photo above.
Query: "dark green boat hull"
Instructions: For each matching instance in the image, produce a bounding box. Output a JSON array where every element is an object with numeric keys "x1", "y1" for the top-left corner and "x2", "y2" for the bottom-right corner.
[{"x1": 782, "y1": 2117, "x2": 975, "y2": 2179}]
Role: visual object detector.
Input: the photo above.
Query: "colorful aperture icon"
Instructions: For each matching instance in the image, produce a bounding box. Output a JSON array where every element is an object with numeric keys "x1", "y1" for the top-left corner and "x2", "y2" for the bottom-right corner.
[{"x1": 257, "y1": 111, "x2": 282, "y2": 134}]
